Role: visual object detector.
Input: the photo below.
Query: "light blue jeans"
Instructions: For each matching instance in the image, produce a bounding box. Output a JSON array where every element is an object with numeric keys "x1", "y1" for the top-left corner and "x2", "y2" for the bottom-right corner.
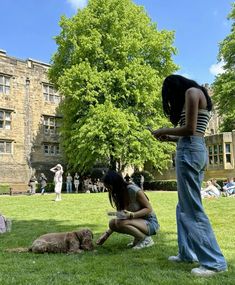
[
  {"x1": 66, "y1": 182, "x2": 72, "y2": 193},
  {"x1": 175, "y1": 136, "x2": 227, "y2": 271}
]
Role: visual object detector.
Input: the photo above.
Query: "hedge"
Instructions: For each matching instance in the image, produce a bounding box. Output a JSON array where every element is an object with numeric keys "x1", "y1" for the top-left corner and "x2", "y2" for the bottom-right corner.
[
  {"x1": 0, "y1": 184, "x2": 10, "y2": 194},
  {"x1": 144, "y1": 180, "x2": 177, "y2": 191},
  {"x1": 144, "y1": 178, "x2": 228, "y2": 191}
]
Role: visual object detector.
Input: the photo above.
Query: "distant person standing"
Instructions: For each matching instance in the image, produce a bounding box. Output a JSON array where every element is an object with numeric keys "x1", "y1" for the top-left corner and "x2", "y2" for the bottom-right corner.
[
  {"x1": 50, "y1": 164, "x2": 63, "y2": 201},
  {"x1": 74, "y1": 173, "x2": 80, "y2": 193},
  {"x1": 66, "y1": 173, "x2": 73, "y2": 193},
  {"x1": 39, "y1": 173, "x2": 47, "y2": 195},
  {"x1": 28, "y1": 175, "x2": 37, "y2": 195}
]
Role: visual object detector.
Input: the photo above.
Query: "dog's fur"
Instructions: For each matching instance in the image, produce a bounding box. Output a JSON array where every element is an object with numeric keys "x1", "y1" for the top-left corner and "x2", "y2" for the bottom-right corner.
[
  {"x1": 7, "y1": 228, "x2": 94, "y2": 254},
  {"x1": 30, "y1": 228, "x2": 94, "y2": 253}
]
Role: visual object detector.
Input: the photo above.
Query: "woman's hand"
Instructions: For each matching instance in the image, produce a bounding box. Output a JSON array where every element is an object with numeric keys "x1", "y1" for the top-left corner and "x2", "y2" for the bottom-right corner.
[
  {"x1": 123, "y1": 210, "x2": 134, "y2": 219},
  {"x1": 96, "y1": 230, "x2": 111, "y2": 245},
  {"x1": 152, "y1": 128, "x2": 169, "y2": 140}
]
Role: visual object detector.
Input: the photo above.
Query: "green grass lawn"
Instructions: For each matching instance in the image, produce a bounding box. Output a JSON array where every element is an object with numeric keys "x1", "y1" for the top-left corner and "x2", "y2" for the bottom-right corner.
[{"x1": 0, "y1": 192, "x2": 234, "y2": 285}]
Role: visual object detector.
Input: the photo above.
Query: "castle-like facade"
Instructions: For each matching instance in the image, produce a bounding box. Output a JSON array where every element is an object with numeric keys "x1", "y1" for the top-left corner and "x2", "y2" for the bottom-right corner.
[
  {"x1": 0, "y1": 50, "x2": 234, "y2": 185},
  {"x1": 0, "y1": 50, "x2": 63, "y2": 184}
]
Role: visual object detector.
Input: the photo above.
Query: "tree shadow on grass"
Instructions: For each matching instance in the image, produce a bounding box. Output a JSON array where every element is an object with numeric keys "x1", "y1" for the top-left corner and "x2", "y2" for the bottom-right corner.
[{"x1": 94, "y1": 229, "x2": 178, "y2": 257}]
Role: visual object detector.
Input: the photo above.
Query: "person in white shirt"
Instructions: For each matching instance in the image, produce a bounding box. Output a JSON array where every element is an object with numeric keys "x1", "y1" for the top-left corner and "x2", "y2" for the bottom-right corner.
[
  {"x1": 201, "y1": 180, "x2": 221, "y2": 198},
  {"x1": 74, "y1": 173, "x2": 80, "y2": 193},
  {"x1": 50, "y1": 164, "x2": 63, "y2": 201}
]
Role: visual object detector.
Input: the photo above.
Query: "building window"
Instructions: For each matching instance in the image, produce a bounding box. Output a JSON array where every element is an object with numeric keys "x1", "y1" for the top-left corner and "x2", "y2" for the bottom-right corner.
[
  {"x1": 0, "y1": 140, "x2": 12, "y2": 154},
  {"x1": 43, "y1": 116, "x2": 59, "y2": 135},
  {"x1": 0, "y1": 109, "x2": 12, "y2": 129},
  {"x1": 208, "y1": 144, "x2": 223, "y2": 165},
  {"x1": 0, "y1": 74, "x2": 10, "y2": 95},
  {"x1": 43, "y1": 144, "x2": 60, "y2": 156},
  {"x1": 43, "y1": 84, "x2": 60, "y2": 104},
  {"x1": 225, "y1": 143, "x2": 231, "y2": 163}
]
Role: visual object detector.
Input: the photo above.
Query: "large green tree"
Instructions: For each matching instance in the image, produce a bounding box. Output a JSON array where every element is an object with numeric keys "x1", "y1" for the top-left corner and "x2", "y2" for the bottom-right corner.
[
  {"x1": 213, "y1": 3, "x2": 235, "y2": 132},
  {"x1": 49, "y1": 0, "x2": 178, "y2": 173}
]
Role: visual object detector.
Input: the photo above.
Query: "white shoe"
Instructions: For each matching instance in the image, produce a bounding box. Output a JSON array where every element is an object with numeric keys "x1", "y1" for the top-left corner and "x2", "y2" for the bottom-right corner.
[
  {"x1": 127, "y1": 238, "x2": 139, "y2": 248},
  {"x1": 127, "y1": 241, "x2": 134, "y2": 248},
  {"x1": 132, "y1": 236, "x2": 154, "y2": 250},
  {"x1": 191, "y1": 266, "x2": 226, "y2": 277},
  {"x1": 168, "y1": 254, "x2": 198, "y2": 263},
  {"x1": 168, "y1": 255, "x2": 182, "y2": 262}
]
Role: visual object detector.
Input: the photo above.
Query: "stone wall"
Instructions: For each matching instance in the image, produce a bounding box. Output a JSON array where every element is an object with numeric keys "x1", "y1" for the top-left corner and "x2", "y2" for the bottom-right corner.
[{"x1": 0, "y1": 50, "x2": 63, "y2": 184}]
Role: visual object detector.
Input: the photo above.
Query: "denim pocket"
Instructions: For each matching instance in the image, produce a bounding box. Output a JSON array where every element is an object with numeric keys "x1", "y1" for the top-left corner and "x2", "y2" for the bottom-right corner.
[
  {"x1": 189, "y1": 149, "x2": 207, "y2": 172},
  {"x1": 177, "y1": 147, "x2": 207, "y2": 172}
]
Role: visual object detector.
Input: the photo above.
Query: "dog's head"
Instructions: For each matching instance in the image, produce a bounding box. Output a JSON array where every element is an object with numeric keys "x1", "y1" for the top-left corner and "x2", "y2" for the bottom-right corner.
[{"x1": 75, "y1": 229, "x2": 94, "y2": 250}]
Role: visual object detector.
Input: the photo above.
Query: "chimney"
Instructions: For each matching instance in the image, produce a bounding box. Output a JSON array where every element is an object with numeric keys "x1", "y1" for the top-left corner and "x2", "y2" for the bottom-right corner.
[{"x1": 0, "y1": 49, "x2": 6, "y2": 56}]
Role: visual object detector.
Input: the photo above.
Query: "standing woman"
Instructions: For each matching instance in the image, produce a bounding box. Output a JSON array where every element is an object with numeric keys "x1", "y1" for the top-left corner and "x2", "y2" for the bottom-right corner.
[
  {"x1": 50, "y1": 164, "x2": 63, "y2": 201},
  {"x1": 39, "y1": 173, "x2": 47, "y2": 195},
  {"x1": 28, "y1": 175, "x2": 37, "y2": 195},
  {"x1": 152, "y1": 75, "x2": 227, "y2": 276},
  {"x1": 96, "y1": 170, "x2": 159, "y2": 250},
  {"x1": 74, "y1": 173, "x2": 80, "y2": 193}
]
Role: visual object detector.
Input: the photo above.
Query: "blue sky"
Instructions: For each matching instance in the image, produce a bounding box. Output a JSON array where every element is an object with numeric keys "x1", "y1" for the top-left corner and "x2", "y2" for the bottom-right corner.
[{"x1": 0, "y1": 0, "x2": 232, "y2": 84}]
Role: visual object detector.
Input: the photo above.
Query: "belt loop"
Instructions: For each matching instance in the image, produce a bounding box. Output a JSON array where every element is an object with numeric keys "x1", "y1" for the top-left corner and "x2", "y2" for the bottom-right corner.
[{"x1": 190, "y1": 136, "x2": 192, "y2": 143}]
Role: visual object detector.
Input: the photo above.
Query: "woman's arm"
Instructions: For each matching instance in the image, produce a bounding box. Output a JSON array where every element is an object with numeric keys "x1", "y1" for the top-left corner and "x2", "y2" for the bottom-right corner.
[
  {"x1": 96, "y1": 229, "x2": 113, "y2": 245},
  {"x1": 50, "y1": 166, "x2": 57, "y2": 173},
  {"x1": 156, "y1": 134, "x2": 179, "y2": 142}
]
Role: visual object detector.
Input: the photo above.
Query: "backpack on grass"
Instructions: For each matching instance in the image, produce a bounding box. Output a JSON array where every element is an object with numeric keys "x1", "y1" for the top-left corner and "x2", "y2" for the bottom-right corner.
[{"x1": 0, "y1": 214, "x2": 12, "y2": 233}]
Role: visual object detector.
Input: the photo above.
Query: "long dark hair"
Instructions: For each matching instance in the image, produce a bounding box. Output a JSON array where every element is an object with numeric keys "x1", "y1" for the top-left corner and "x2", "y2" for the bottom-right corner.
[
  {"x1": 103, "y1": 170, "x2": 128, "y2": 211},
  {"x1": 162, "y1": 74, "x2": 212, "y2": 126}
]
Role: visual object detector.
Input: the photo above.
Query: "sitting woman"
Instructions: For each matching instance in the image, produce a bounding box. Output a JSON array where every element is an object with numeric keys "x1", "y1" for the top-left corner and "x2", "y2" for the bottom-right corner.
[
  {"x1": 201, "y1": 180, "x2": 221, "y2": 198},
  {"x1": 96, "y1": 170, "x2": 160, "y2": 250}
]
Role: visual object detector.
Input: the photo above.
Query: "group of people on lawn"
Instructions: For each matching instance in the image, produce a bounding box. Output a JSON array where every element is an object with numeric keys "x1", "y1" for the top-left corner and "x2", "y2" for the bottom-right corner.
[
  {"x1": 201, "y1": 177, "x2": 235, "y2": 198},
  {"x1": 28, "y1": 168, "x2": 108, "y2": 196}
]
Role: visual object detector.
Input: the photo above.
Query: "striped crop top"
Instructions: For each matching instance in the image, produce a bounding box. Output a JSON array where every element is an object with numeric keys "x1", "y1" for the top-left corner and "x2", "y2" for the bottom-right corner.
[{"x1": 179, "y1": 109, "x2": 211, "y2": 134}]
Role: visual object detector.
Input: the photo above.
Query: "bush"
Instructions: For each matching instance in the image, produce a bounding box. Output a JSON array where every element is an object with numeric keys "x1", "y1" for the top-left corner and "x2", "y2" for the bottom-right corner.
[
  {"x1": 145, "y1": 178, "x2": 227, "y2": 192},
  {"x1": 0, "y1": 184, "x2": 10, "y2": 194},
  {"x1": 131, "y1": 170, "x2": 154, "y2": 186},
  {"x1": 145, "y1": 180, "x2": 177, "y2": 191}
]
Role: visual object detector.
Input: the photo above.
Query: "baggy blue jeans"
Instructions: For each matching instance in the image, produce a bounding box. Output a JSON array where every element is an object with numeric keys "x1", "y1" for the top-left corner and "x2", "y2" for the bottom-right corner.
[{"x1": 175, "y1": 136, "x2": 227, "y2": 271}]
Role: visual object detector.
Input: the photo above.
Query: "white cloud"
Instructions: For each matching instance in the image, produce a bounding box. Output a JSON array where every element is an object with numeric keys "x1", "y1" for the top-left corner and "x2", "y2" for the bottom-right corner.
[
  {"x1": 67, "y1": 0, "x2": 88, "y2": 10},
  {"x1": 209, "y1": 61, "x2": 225, "y2": 76}
]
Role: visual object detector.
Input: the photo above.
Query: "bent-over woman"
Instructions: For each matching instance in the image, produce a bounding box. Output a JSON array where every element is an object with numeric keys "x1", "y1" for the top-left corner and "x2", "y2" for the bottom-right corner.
[{"x1": 96, "y1": 170, "x2": 159, "y2": 250}]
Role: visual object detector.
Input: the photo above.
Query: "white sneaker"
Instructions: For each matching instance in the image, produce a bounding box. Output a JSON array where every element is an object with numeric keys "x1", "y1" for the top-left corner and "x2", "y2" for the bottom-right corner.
[
  {"x1": 132, "y1": 236, "x2": 154, "y2": 250},
  {"x1": 127, "y1": 238, "x2": 139, "y2": 248},
  {"x1": 168, "y1": 254, "x2": 198, "y2": 263},
  {"x1": 127, "y1": 241, "x2": 134, "y2": 248},
  {"x1": 191, "y1": 266, "x2": 226, "y2": 277},
  {"x1": 168, "y1": 255, "x2": 182, "y2": 262}
]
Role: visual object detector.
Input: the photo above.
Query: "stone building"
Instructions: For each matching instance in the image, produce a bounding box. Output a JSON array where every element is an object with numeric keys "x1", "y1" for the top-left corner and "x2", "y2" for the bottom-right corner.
[
  {"x1": 1, "y1": 49, "x2": 234, "y2": 185},
  {"x1": 205, "y1": 130, "x2": 235, "y2": 180},
  {"x1": 0, "y1": 50, "x2": 63, "y2": 185}
]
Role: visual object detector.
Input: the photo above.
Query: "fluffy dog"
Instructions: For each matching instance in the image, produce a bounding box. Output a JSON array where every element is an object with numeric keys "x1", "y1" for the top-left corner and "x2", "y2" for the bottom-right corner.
[
  {"x1": 30, "y1": 228, "x2": 94, "y2": 253},
  {"x1": 7, "y1": 228, "x2": 94, "y2": 254}
]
